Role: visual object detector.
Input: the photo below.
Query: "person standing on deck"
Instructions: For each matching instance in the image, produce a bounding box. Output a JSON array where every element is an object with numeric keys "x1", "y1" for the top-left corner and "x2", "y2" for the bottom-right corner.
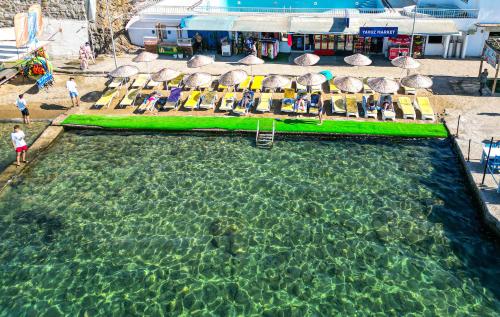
[
  {"x1": 84, "y1": 42, "x2": 95, "y2": 65},
  {"x1": 479, "y1": 69, "x2": 489, "y2": 96},
  {"x1": 11, "y1": 125, "x2": 28, "y2": 167},
  {"x1": 15, "y1": 94, "x2": 30, "y2": 125},
  {"x1": 66, "y1": 77, "x2": 79, "y2": 107},
  {"x1": 194, "y1": 33, "x2": 203, "y2": 54}
]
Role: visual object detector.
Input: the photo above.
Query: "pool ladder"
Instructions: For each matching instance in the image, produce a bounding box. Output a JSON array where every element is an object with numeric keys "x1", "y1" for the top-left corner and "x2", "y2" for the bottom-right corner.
[{"x1": 255, "y1": 120, "x2": 275, "y2": 149}]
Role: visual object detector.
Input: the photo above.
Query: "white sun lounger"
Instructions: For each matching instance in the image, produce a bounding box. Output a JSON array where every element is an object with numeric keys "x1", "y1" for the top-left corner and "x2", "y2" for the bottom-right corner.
[
  {"x1": 331, "y1": 94, "x2": 346, "y2": 114},
  {"x1": 362, "y1": 95, "x2": 378, "y2": 119}
]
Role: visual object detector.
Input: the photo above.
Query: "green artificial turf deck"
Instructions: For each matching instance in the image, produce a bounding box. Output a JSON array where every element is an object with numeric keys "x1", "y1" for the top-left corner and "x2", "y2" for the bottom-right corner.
[{"x1": 62, "y1": 115, "x2": 448, "y2": 138}]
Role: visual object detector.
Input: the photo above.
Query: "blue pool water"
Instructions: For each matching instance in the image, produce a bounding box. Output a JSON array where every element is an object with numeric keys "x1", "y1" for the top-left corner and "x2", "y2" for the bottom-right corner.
[{"x1": 204, "y1": 0, "x2": 383, "y2": 9}]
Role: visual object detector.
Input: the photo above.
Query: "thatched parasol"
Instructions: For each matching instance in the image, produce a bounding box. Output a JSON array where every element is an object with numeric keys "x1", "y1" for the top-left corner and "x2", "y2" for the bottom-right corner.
[
  {"x1": 238, "y1": 55, "x2": 264, "y2": 65},
  {"x1": 391, "y1": 56, "x2": 421, "y2": 69},
  {"x1": 333, "y1": 76, "x2": 363, "y2": 93},
  {"x1": 152, "y1": 68, "x2": 180, "y2": 82},
  {"x1": 344, "y1": 53, "x2": 372, "y2": 66},
  {"x1": 109, "y1": 65, "x2": 139, "y2": 78},
  {"x1": 183, "y1": 72, "x2": 212, "y2": 88},
  {"x1": 262, "y1": 75, "x2": 291, "y2": 90},
  {"x1": 294, "y1": 53, "x2": 320, "y2": 66},
  {"x1": 367, "y1": 77, "x2": 400, "y2": 94},
  {"x1": 219, "y1": 69, "x2": 248, "y2": 87},
  {"x1": 297, "y1": 73, "x2": 327, "y2": 87},
  {"x1": 401, "y1": 74, "x2": 433, "y2": 89},
  {"x1": 187, "y1": 55, "x2": 214, "y2": 68},
  {"x1": 133, "y1": 51, "x2": 158, "y2": 63}
]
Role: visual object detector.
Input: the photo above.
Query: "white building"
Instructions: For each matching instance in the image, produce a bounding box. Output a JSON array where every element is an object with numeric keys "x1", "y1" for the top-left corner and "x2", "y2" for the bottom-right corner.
[{"x1": 126, "y1": 0, "x2": 500, "y2": 59}]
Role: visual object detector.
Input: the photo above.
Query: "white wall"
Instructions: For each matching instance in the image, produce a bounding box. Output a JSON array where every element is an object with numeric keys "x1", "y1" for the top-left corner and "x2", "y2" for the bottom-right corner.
[
  {"x1": 43, "y1": 18, "x2": 89, "y2": 57},
  {"x1": 424, "y1": 37, "x2": 445, "y2": 56},
  {"x1": 465, "y1": 28, "x2": 489, "y2": 56},
  {"x1": 126, "y1": 15, "x2": 183, "y2": 46}
]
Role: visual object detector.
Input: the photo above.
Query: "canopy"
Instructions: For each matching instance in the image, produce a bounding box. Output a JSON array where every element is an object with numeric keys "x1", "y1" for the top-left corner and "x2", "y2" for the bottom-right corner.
[
  {"x1": 294, "y1": 53, "x2": 320, "y2": 66},
  {"x1": 297, "y1": 73, "x2": 327, "y2": 87},
  {"x1": 152, "y1": 68, "x2": 180, "y2": 82},
  {"x1": 133, "y1": 51, "x2": 158, "y2": 63},
  {"x1": 333, "y1": 76, "x2": 363, "y2": 93},
  {"x1": 401, "y1": 74, "x2": 433, "y2": 89},
  {"x1": 344, "y1": 53, "x2": 372, "y2": 66},
  {"x1": 232, "y1": 16, "x2": 289, "y2": 33},
  {"x1": 180, "y1": 16, "x2": 236, "y2": 31},
  {"x1": 238, "y1": 55, "x2": 264, "y2": 65},
  {"x1": 184, "y1": 72, "x2": 212, "y2": 88},
  {"x1": 262, "y1": 75, "x2": 291, "y2": 89},
  {"x1": 391, "y1": 56, "x2": 421, "y2": 69}
]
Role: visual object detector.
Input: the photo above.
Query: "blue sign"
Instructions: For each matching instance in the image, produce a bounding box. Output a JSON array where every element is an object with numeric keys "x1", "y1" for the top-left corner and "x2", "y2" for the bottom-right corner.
[{"x1": 359, "y1": 27, "x2": 398, "y2": 38}]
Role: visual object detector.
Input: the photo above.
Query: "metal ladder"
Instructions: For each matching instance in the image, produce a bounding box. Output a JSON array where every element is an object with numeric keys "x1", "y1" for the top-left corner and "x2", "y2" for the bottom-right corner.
[{"x1": 255, "y1": 120, "x2": 275, "y2": 149}]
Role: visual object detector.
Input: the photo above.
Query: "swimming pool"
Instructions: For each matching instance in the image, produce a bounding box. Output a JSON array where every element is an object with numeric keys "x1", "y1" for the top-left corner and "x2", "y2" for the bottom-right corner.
[
  {"x1": 0, "y1": 131, "x2": 499, "y2": 315},
  {"x1": 202, "y1": 0, "x2": 384, "y2": 10}
]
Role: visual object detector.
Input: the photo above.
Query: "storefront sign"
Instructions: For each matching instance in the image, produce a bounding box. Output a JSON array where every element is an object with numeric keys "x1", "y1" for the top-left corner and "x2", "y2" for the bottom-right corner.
[
  {"x1": 389, "y1": 47, "x2": 409, "y2": 60},
  {"x1": 484, "y1": 45, "x2": 498, "y2": 68},
  {"x1": 360, "y1": 27, "x2": 398, "y2": 38}
]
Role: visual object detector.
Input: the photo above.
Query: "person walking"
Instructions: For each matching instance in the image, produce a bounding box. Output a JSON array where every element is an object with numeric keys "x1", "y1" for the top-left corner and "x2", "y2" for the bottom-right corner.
[
  {"x1": 84, "y1": 42, "x2": 95, "y2": 65},
  {"x1": 66, "y1": 77, "x2": 79, "y2": 107},
  {"x1": 15, "y1": 94, "x2": 30, "y2": 125},
  {"x1": 479, "y1": 68, "x2": 489, "y2": 96},
  {"x1": 11, "y1": 125, "x2": 28, "y2": 167}
]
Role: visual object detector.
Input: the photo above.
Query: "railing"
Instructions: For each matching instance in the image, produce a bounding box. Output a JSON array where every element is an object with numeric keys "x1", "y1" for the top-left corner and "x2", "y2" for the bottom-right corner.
[{"x1": 140, "y1": 4, "x2": 479, "y2": 19}]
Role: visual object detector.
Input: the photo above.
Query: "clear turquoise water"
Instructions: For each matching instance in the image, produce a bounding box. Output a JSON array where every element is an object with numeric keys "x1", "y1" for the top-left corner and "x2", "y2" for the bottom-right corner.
[
  {"x1": 0, "y1": 131, "x2": 499, "y2": 316},
  {"x1": 206, "y1": 0, "x2": 383, "y2": 9},
  {"x1": 0, "y1": 123, "x2": 48, "y2": 171}
]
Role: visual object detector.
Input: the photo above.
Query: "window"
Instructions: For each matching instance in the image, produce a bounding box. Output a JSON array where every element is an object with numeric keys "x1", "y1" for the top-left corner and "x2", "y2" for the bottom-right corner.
[{"x1": 428, "y1": 36, "x2": 443, "y2": 44}]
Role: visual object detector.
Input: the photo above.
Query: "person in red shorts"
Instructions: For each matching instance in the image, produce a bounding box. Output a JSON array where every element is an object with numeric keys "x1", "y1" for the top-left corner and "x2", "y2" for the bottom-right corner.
[{"x1": 11, "y1": 125, "x2": 28, "y2": 167}]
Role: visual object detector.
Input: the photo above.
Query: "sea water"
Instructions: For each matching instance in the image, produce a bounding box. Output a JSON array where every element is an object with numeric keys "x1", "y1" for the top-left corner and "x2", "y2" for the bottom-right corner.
[{"x1": 0, "y1": 131, "x2": 498, "y2": 316}]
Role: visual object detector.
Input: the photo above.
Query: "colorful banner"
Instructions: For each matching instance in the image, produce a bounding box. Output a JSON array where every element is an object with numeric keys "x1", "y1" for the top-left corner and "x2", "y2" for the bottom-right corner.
[
  {"x1": 484, "y1": 45, "x2": 498, "y2": 69},
  {"x1": 29, "y1": 4, "x2": 43, "y2": 37},
  {"x1": 14, "y1": 13, "x2": 29, "y2": 48}
]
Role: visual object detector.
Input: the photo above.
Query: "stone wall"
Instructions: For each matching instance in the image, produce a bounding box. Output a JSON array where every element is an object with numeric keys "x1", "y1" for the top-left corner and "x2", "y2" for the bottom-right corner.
[{"x1": 0, "y1": 0, "x2": 86, "y2": 27}]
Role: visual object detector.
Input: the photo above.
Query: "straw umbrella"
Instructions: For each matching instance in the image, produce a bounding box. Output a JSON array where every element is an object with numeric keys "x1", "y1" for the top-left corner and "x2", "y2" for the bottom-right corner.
[
  {"x1": 238, "y1": 55, "x2": 264, "y2": 76},
  {"x1": 333, "y1": 76, "x2": 363, "y2": 93},
  {"x1": 183, "y1": 72, "x2": 212, "y2": 89},
  {"x1": 391, "y1": 56, "x2": 421, "y2": 69},
  {"x1": 401, "y1": 74, "x2": 433, "y2": 89},
  {"x1": 367, "y1": 77, "x2": 400, "y2": 94},
  {"x1": 152, "y1": 68, "x2": 180, "y2": 90},
  {"x1": 109, "y1": 65, "x2": 139, "y2": 78},
  {"x1": 297, "y1": 73, "x2": 327, "y2": 92},
  {"x1": 187, "y1": 55, "x2": 214, "y2": 68},
  {"x1": 294, "y1": 53, "x2": 320, "y2": 66},
  {"x1": 344, "y1": 53, "x2": 372, "y2": 66},
  {"x1": 133, "y1": 51, "x2": 158, "y2": 76},
  {"x1": 219, "y1": 69, "x2": 248, "y2": 91},
  {"x1": 262, "y1": 75, "x2": 291, "y2": 91}
]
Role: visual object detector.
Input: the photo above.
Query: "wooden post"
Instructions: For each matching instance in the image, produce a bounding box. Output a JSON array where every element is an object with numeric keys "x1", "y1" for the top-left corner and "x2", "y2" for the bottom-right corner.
[
  {"x1": 492, "y1": 60, "x2": 500, "y2": 96},
  {"x1": 479, "y1": 45, "x2": 485, "y2": 76}
]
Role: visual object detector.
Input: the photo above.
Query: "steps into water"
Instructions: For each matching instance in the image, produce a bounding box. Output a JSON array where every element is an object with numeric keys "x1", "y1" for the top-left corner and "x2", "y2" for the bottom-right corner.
[{"x1": 255, "y1": 120, "x2": 275, "y2": 149}]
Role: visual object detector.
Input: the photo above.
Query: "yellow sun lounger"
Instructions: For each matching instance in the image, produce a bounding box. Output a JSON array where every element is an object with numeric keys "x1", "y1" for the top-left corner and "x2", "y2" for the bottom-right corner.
[
  {"x1": 218, "y1": 82, "x2": 228, "y2": 91},
  {"x1": 346, "y1": 96, "x2": 358, "y2": 118},
  {"x1": 414, "y1": 97, "x2": 435, "y2": 121},
  {"x1": 281, "y1": 88, "x2": 296, "y2": 113},
  {"x1": 219, "y1": 92, "x2": 236, "y2": 111},
  {"x1": 183, "y1": 91, "x2": 201, "y2": 110},
  {"x1": 95, "y1": 88, "x2": 119, "y2": 108},
  {"x1": 238, "y1": 76, "x2": 252, "y2": 91},
  {"x1": 403, "y1": 85, "x2": 416, "y2": 95},
  {"x1": 119, "y1": 88, "x2": 140, "y2": 108},
  {"x1": 251, "y1": 75, "x2": 264, "y2": 91},
  {"x1": 329, "y1": 79, "x2": 341, "y2": 93},
  {"x1": 108, "y1": 78, "x2": 124, "y2": 89},
  {"x1": 256, "y1": 93, "x2": 272, "y2": 112},
  {"x1": 397, "y1": 96, "x2": 416, "y2": 120},
  {"x1": 331, "y1": 94, "x2": 346, "y2": 114},
  {"x1": 308, "y1": 91, "x2": 322, "y2": 115},
  {"x1": 168, "y1": 74, "x2": 184, "y2": 88},
  {"x1": 131, "y1": 74, "x2": 149, "y2": 88}
]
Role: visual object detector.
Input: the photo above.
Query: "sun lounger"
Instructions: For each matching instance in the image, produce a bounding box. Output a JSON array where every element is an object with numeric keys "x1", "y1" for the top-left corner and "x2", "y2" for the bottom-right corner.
[
  {"x1": 308, "y1": 91, "x2": 322, "y2": 115},
  {"x1": 403, "y1": 85, "x2": 416, "y2": 95},
  {"x1": 295, "y1": 79, "x2": 307, "y2": 92},
  {"x1": 118, "y1": 88, "x2": 140, "y2": 108},
  {"x1": 256, "y1": 92, "x2": 272, "y2": 112},
  {"x1": 94, "y1": 88, "x2": 119, "y2": 108},
  {"x1": 251, "y1": 75, "x2": 264, "y2": 91},
  {"x1": 414, "y1": 97, "x2": 435, "y2": 121},
  {"x1": 282, "y1": 77, "x2": 293, "y2": 91},
  {"x1": 219, "y1": 92, "x2": 236, "y2": 111},
  {"x1": 145, "y1": 79, "x2": 161, "y2": 89},
  {"x1": 397, "y1": 96, "x2": 416, "y2": 120},
  {"x1": 331, "y1": 94, "x2": 346, "y2": 114},
  {"x1": 161, "y1": 87, "x2": 182, "y2": 110},
  {"x1": 311, "y1": 84, "x2": 322, "y2": 92},
  {"x1": 198, "y1": 81, "x2": 212, "y2": 90},
  {"x1": 329, "y1": 79, "x2": 340, "y2": 93},
  {"x1": 218, "y1": 82, "x2": 228, "y2": 91},
  {"x1": 168, "y1": 74, "x2": 184, "y2": 89},
  {"x1": 108, "y1": 78, "x2": 124, "y2": 89},
  {"x1": 238, "y1": 76, "x2": 252, "y2": 91},
  {"x1": 379, "y1": 95, "x2": 395, "y2": 121},
  {"x1": 296, "y1": 91, "x2": 308, "y2": 114},
  {"x1": 233, "y1": 90, "x2": 255, "y2": 115},
  {"x1": 281, "y1": 88, "x2": 296, "y2": 113},
  {"x1": 199, "y1": 91, "x2": 218, "y2": 109},
  {"x1": 362, "y1": 95, "x2": 378, "y2": 119},
  {"x1": 363, "y1": 78, "x2": 373, "y2": 94},
  {"x1": 131, "y1": 74, "x2": 149, "y2": 89},
  {"x1": 184, "y1": 90, "x2": 201, "y2": 110},
  {"x1": 346, "y1": 95, "x2": 358, "y2": 118}
]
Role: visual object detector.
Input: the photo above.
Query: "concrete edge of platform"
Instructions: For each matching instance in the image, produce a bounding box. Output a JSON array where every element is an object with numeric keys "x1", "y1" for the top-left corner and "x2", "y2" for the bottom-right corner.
[
  {"x1": 444, "y1": 121, "x2": 500, "y2": 237},
  {"x1": 0, "y1": 125, "x2": 64, "y2": 194}
]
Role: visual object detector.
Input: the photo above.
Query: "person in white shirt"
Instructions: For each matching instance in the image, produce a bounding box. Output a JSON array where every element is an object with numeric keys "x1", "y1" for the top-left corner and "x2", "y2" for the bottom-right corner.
[
  {"x1": 66, "y1": 77, "x2": 79, "y2": 107},
  {"x1": 15, "y1": 94, "x2": 30, "y2": 125},
  {"x1": 11, "y1": 125, "x2": 28, "y2": 166}
]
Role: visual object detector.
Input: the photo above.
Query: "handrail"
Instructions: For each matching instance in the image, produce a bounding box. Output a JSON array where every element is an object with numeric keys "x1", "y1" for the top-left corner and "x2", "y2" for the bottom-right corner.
[
  {"x1": 256, "y1": 120, "x2": 260, "y2": 143},
  {"x1": 271, "y1": 120, "x2": 275, "y2": 143}
]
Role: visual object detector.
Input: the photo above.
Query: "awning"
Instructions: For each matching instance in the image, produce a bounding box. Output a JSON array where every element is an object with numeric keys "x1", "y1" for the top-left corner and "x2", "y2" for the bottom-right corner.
[
  {"x1": 347, "y1": 18, "x2": 461, "y2": 36},
  {"x1": 476, "y1": 23, "x2": 500, "y2": 32},
  {"x1": 180, "y1": 16, "x2": 236, "y2": 31},
  {"x1": 289, "y1": 17, "x2": 347, "y2": 34},
  {"x1": 231, "y1": 16, "x2": 289, "y2": 33}
]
